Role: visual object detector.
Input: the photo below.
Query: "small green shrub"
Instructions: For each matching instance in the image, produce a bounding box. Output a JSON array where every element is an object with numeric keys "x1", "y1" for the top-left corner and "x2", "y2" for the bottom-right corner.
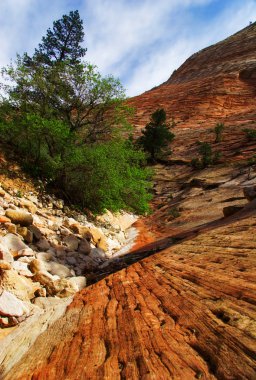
[
  {"x1": 168, "y1": 207, "x2": 180, "y2": 218},
  {"x1": 243, "y1": 128, "x2": 256, "y2": 141},
  {"x1": 191, "y1": 142, "x2": 222, "y2": 169},
  {"x1": 214, "y1": 123, "x2": 224, "y2": 143}
]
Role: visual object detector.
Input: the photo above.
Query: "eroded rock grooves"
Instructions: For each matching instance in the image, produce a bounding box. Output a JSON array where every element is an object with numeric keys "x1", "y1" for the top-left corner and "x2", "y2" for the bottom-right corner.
[
  {"x1": 1, "y1": 210, "x2": 256, "y2": 380},
  {"x1": 1, "y1": 23, "x2": 256, "y2": 380},
  {"x1": 128, "y1": 22, "x2": 256, "y2": 131}
]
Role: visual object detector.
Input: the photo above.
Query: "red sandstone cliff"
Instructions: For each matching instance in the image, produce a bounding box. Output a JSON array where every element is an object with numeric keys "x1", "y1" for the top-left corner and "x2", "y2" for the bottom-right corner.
[{"x1": 128, "y1": 22, "x2": 256, "y2": 131}]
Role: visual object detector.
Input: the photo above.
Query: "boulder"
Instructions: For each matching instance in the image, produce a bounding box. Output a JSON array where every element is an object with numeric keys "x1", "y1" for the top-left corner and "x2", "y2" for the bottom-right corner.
[
  {"x1": 17, "y1": 226, "x2": 33, "y2": 243},
  {"x1": 5, "y1": 209, "x2": 33, "y2": 226},
  {"x1": 0, "y1": 215, "x2": 11, "y2": 224},
  {"x1": 89, "y1": 248, "x2": 106, "y2": 260},
  {"x1": 78, "y1": 238, "x2": 91, "y2": 255},
  {"x1": 0, "y1": 269, "x2": 40, "y2": 300},
  {"x1": 12, "y1": 261, "x2": 33, "y2": 277},
  {"x1": 0, "y1": 234, "x2": 27, "y2": 257},
  {"x1": 5, "y1": 223, "x2": 17, "y2": 234},
  {"x1": 36, "y1": 238, "x2": 51, "y2": 251},
  {"x1": 63, "y1": 235, "x2": 79, "y2": 251},
  {"x1": 0, "y1": 242, "x2": 14, "y2": 263},
  {"x1": 32, "y1": 273, "x2": 77, "y2": 297},
  {"x1": 243, "y1": 186, "x2": 256, "y2": 201},
  {"x1": 36, "y1": 252, "x2": 53, "y2": 262},
  {"x1": 68, "y1": 276, "x2": 87, "y2": 291},
  {"x1": 45, "y1": 261, "x2": 73, "y2": 278},
  {"x1": 0, "y1": 261, "x2": 12, "y2": 270},
  {"x1": 0, "y1": 290, "x2": 29, "y2": 317},
  {"x1": 71, "y1": 225, "x2": 108, "y2": 251},
  {"x1": 17, "y1": 248, "x2": 35, "y2": 258},
  {"x1": 18, "y1": 199, "x2": 37, "y2": 214},
  {"x1": 28, "y1": 225, "x2": 42, "y2": 241},
  {"x1": 29, "y1": 259, "x2": 46, "y2": 274}
]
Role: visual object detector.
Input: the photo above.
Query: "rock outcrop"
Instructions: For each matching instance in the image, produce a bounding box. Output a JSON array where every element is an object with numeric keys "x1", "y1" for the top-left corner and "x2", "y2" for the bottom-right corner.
[{"x1": 128, "y1": 22, "x2": 256, "y2": 132}]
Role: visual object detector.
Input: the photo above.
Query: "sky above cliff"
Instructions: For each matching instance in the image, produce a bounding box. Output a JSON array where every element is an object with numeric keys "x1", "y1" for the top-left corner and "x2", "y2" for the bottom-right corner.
[{"x1": 0, "y1": 0, "x2": 256, "y2": 97}]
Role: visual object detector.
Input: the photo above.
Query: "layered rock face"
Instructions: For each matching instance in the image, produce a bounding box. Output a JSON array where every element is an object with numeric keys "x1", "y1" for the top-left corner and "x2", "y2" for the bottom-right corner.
[{"x1": 129, "y1": 22, "x2": 256, "y2": 130}]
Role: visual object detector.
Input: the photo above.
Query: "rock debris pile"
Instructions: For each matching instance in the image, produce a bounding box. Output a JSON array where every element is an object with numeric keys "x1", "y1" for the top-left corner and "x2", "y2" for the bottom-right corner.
[{"x1": 0, "y1": 183, "x2": 137, "y2": 328}]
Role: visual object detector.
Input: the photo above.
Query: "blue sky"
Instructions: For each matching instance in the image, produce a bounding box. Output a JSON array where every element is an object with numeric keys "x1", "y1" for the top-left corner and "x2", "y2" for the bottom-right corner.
[{"x1": 0, "y1": 0, "x2": 255, "y2": 96}]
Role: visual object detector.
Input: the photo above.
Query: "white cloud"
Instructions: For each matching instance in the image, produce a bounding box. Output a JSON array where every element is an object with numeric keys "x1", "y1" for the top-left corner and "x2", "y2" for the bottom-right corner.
[{"x1": 0, "y1": 0, "x2": 255, "y2": 97}]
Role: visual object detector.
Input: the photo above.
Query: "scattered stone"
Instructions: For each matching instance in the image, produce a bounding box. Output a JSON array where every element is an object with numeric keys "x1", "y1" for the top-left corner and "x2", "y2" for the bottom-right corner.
[
  {"x1": 12, "y1": 261, "x2": 33, "y2": 277},
  {"x1": 34, "y1": 288, "x2": 47, "y2": 297},
  {"x1": 5, "y1": 209, "x2": 33, "y2": 226},
  {"x1": 28, "y1": 225, "x2": 42, "y2": 241},
  {"x1": 18, "y1": 199, "x2": 37, "y2": 214},
  {"x1": 0, "y1": 243, "x2": 14, "y2": 263},
  {"x1": 0, "y1": 260, "x2": 12, "y2": 270},
  {"x1": 0, "y1": 234, "x2": 27, "y2": 257},
  {"x1": 0, "y1": 269, "x2": 40, "y2": 300},
  {"x1": 17, "y1": 226, "x2": 33, "y2": 243},
  {"x1": 0, "y1": 215, "x2": 11, "y2": 224},
  {"x1": 0, "y1": 290, "x2": 30, "y2": 317},
  {"x1": 90, "y1": 247, "x2": 106, "y2": 260},
  {"x1": 63, "y1": 235, "x2": 79, "y2": 251},
  {"x1": 36, "y1": 252, "x2": 53, "y2": 262},
  {"x1": 29, "y1": 259, "x2": 45, "y2": 274},
  {"x1": 17, "y1": 248, "x2": 35, "y2": 257},
  {"x1": 36, "y1": 238, "x2": 51, "y2": 251},
  {"x1": 78, "y1": 238, "x2": 91, "y2": 255},
  {"x1": 45, "y1": 261, "x2": 73, "y2": 278},
  {"x1": 5, "y1": 223, "x2": 17, "y2": 234},
  {"x1": 0, "y1": 188, "x2": 6, "y2": 197},
  {"x1": 68, "y1": 276, "x2": 87, "y2": 291}
]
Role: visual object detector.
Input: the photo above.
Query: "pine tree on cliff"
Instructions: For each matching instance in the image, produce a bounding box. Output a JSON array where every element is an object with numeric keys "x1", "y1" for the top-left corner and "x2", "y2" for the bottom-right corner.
[
  {"x1": 25, "y1": 10, "x2": 86, "y2": 66},
  {"x1": 138, "y1": 109, "x2": 175, "y2": 161}
]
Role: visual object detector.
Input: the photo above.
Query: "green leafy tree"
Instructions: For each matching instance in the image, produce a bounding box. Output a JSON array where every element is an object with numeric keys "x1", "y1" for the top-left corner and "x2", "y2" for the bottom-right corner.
[
  {"x1": 138, "y1": 108, "x2": 175, "y2": 161},
  {"x1": 0, "y1": 10, "x2": 151, "y2": 214}
]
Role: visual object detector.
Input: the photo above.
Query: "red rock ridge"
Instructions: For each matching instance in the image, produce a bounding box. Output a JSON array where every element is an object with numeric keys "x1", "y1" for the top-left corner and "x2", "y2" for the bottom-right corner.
[{"x1": 128, "y1": 23, "x2": 256, "y2": 131}]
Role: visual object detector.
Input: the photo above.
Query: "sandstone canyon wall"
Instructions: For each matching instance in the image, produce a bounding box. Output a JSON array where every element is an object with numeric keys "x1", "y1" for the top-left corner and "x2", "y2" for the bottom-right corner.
[{"x1": 1, "y1": 22, "x2": 256, "y2": 380}]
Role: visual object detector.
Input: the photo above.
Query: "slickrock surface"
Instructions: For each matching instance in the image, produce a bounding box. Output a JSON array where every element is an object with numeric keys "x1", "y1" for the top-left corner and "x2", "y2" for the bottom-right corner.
[
  {"x1": 1, "y1": 207, "x2": 256, "y2": 380},
  {"x1": 128, "y1": 22, "x2": 256, "y2": 131}
]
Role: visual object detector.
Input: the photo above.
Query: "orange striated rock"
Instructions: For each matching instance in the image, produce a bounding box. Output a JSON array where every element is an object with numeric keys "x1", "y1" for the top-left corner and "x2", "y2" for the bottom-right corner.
[
  {"x1": 1, "y1": 207, "x2": 256, "y2": 379},
  {"x1": 128, "y1": 23, "x2": 256, "y2": 132}
]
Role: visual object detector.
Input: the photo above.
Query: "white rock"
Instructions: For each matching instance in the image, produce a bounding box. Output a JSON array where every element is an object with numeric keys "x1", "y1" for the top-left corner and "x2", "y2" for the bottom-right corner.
[
  {"x1": 90, "y1": 247, "x2": 106, "y2": 259},
  {"x1": 0, "y1": 242, "x2": 14, "y2": 263},
  {"x1": 0, "y1": 234, "x2": 27, "y2": 257},
  {"x1": 36, "y1": 251, "x2": 53, "y2": 262},
  {"x1": 68, "y1": 276, "x2": 86, "y2": 291},
  {"x1": 45, "y1": 261, "x2": 73, "y2": 278},
  {"x1": 0, "y1": 290, "x2": 29, "y2": 317},
  {"x1": 17, "y1": 248, "x2": 35, "y2": 257},
  {"x1": 12, "y1": 261, "x2": 33, "y2": 277}
]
